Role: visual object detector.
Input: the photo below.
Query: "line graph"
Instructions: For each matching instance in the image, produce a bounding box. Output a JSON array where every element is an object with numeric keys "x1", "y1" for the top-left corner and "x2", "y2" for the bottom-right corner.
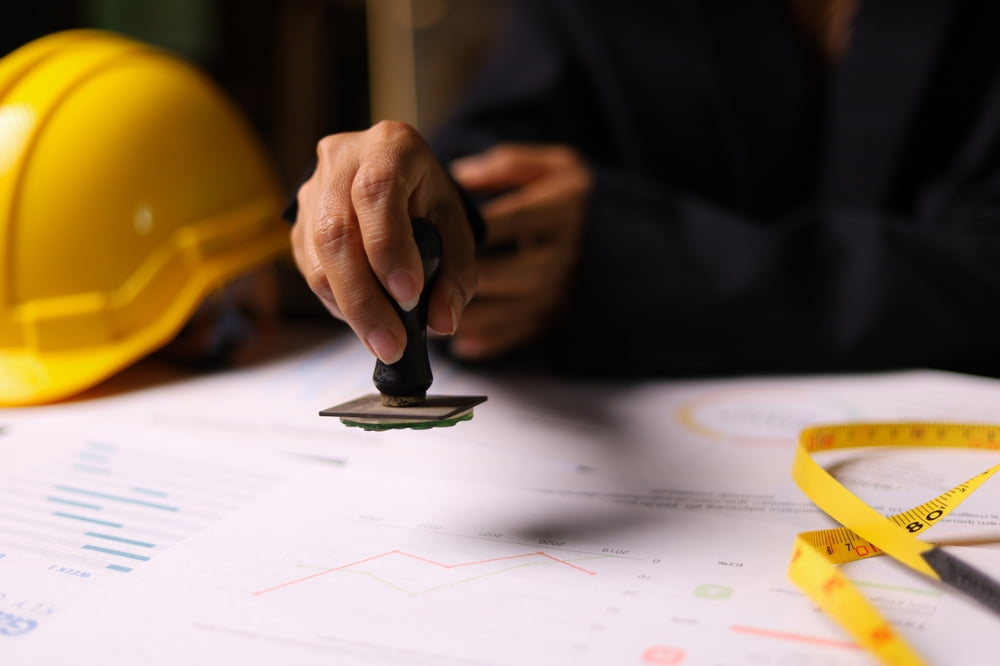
[{"x1": 253, "y1": 549, "x2": 602, "y2": 597}]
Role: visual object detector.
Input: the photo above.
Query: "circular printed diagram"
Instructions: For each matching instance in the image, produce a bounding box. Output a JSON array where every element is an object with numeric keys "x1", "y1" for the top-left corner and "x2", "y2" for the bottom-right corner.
[{"x1": 675, "y1": 385, "x2": 859, "y2": 445}]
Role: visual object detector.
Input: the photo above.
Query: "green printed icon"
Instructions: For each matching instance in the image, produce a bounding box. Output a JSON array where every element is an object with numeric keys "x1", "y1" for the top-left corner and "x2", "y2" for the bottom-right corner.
[{"x1": 693, "y1": 584, "x2": 733, "y2": 600}]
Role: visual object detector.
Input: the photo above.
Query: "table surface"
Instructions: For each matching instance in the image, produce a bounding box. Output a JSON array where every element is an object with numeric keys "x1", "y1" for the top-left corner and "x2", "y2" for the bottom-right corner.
[{"x1": 2, "y1": 325, "x2": 999, "y2": 666}]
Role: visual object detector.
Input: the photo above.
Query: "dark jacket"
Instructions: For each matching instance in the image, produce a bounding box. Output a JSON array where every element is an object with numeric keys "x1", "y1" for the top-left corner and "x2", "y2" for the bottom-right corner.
[{"x1": 432, "y1": 0, "x2": 1000, "y2": 376}]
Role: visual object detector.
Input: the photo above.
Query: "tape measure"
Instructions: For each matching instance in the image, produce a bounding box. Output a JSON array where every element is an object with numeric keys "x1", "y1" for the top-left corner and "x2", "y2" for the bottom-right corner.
[{"x1": 789, "y1": 423, "x2": 1000, "y2": 665}]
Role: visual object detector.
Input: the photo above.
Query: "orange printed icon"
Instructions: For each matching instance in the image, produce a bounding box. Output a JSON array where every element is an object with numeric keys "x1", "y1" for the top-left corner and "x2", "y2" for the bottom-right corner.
[{"x1": 642, "y1": 645, "x2": 685, "y2": 664}]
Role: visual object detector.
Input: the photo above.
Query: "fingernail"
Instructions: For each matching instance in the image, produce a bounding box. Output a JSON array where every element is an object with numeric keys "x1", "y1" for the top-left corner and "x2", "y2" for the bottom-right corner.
[
  {"x1": 387, "y1": 270, "x2": 419, "y2": 312},
  {"x1": 449, "y1": 293, "x2": 464, "y2": 335},
  {"x1": 366, "y1": 328, "x2": 403, "y2": 364}
]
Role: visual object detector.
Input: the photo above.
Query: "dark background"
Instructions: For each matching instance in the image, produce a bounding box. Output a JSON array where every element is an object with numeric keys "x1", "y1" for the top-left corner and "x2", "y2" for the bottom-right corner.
[
  {"x1": 1, "y1": 0, "x2": 508, "y2": 191},
  {"x1": 2, "y1": 0, "x2": 509, "y2": 318}
]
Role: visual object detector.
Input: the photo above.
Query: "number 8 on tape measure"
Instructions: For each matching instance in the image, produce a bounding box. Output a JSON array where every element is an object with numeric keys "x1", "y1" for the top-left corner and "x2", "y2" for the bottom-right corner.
[{"x1": 789, "y1": 423, "x2": 1000, "y2": 666}]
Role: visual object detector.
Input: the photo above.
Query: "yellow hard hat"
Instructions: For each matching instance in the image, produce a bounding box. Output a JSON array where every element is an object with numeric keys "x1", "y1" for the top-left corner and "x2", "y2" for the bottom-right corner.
[{"x1": 0, "y1": 30, "x2": 290, "y2": 406}]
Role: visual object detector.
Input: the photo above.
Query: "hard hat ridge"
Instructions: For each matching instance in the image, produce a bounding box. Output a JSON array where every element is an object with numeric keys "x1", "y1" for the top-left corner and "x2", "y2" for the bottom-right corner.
[{"x1": 0, "y1": 30, "x2": 289, "y2": 406}]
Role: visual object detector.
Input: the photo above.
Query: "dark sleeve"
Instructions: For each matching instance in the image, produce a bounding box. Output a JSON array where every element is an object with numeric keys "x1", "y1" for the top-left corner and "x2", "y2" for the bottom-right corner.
[
  {"x1": 431, "y1": 1, "x2": 1000, "y2": 377},
  {"x1": 556, "y1": 166, "x2": 1000, "y2": 376},
  {"x1": 431, "y1": 1, "x2": 605, "y2": 164}
]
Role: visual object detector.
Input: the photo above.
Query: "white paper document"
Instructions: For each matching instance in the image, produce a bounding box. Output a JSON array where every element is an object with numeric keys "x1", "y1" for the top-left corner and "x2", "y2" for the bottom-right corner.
[{"x1": 2, "y1": 332, "x2": 999, "y2": 665}]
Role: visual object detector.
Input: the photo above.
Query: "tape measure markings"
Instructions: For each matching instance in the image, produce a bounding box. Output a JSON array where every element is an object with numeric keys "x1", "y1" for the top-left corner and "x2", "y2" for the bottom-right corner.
[{"x1": 789, "y1": 422, "x2": 1000, "y2": 666}]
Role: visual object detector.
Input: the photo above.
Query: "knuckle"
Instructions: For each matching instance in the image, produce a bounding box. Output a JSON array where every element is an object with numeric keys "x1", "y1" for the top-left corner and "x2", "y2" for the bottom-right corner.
[
  {"x1": 296, "y1": 175, "x2": 314, "y2": 202},
  {"x1": 337, "y1": 285, "x2": 383, "y2": 325},
  {"x1": 313, "y1": 212, "x2": 358, "y2": 254},
  {"x1": 368, "y1": 119, "x2": 420, "y2": 144},
  {"x1": 315, "y1": 134, "x2": 341, "y2": 159},
  {"x1": 350, "y1": 165, "x2": 401, "y2": 209}
]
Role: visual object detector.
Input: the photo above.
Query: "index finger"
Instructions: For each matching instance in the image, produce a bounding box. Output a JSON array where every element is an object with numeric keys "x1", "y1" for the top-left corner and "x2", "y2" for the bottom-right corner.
[{"x1": 351, "y1": 122, "x2": 433, "y2": 313}]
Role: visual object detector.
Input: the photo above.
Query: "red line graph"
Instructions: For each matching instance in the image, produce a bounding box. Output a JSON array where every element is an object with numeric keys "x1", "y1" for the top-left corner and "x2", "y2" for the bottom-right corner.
[
  {"x1": 253, "y1": 549, "x2": 597, "y2": 596},
  {"x1": 730, "y1": 625, "x2": 860, "y2": 650}
]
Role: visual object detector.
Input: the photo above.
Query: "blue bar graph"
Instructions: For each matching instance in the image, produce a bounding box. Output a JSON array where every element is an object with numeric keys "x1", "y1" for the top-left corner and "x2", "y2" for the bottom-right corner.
[
  {"x1": 86, "y1": 441, "x2": 115, "y2": 452},
  {"x1": 47, "y1": 497, "x2": 103, "y2": 510},
  {"x1": 85, "y1": 532, "x2": 155, "y2": 548},
  {"x1": 54, "y1": 485, "x2": 179, "y2": 512},
  {"x1": 1, "y1": 433, "x2": 273, "y2": 581},
  {"x1": 52, "y1": 512, "x2": 123, "y2": 528},
  {"x1": 72, "y1": 464, "x2": 110, "y2": 474},
  {"x1": 82, "y1": 545, "x2": 151, "y2": 561},
  {"x1": 132, "y1": 487, "x2": 169, "y2": 497}
]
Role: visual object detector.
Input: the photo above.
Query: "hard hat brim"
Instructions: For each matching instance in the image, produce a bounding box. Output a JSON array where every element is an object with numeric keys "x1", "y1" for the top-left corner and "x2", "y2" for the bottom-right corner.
[{"x1": 0, "y1": 223, "x2": 289, "y2": 407}]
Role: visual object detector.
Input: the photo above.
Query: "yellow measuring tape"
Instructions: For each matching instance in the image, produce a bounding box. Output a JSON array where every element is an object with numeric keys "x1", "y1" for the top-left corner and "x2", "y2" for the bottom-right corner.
[{"x1": 790, "y1": 423, "x2": 1000, "y2": 665}]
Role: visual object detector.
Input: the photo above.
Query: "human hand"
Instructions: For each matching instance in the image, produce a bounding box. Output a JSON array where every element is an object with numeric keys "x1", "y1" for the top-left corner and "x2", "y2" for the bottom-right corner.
[
  {"x1": 290, "y1": 121, "x2": 477, "y2": 364},
  {"x1": 448, "y1": 143, "x2": 592, "y2": 360}
]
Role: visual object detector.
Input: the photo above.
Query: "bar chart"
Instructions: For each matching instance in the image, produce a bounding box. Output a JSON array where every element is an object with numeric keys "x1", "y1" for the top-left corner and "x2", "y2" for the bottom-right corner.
[{"x1": 0, "y1": 425, "x2": 279, "y2": 580}]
